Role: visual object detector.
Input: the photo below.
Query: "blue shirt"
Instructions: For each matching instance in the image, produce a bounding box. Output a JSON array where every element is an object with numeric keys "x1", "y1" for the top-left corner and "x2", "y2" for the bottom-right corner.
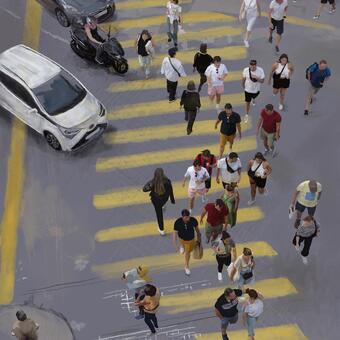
[{"x1": 310, "y1": 66, "x2": 331, "y2": 88}]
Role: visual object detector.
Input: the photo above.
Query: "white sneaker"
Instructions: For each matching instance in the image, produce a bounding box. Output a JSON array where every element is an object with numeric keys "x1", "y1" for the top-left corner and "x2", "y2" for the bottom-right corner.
[
  {"x1": 158, "y1": 228, "x2": 165, "y2": 236},
  {"x1": 244, "y1": 40, "x2": 249, "y2": 48},
  {"x1": 189, "y1": 209, "x2": 192, "y2": 214},
  {"x1": 301, "y1": 255, "x2": 308, "y2": 265},
  {"x1": 179, "y1": 246, "x2": 185, "y2": 254},
  {"x1": 185, "y1": 267, "x2": 191, "y2": 275},
  {"x1": 263, "y1": 148, "x2": 269, "y2": 156},
  {"x1": 279, "y1": 104, "x2": 284, "y2": 110},
  {"x1": 244, "y1": 114, "x2": 249, "y2": 123},
  {"x1": 201, "y1": 195, "x2": 207, "y2": 203},
  {"x1": 215, "y1": 104, "x2": 220, "y2": 110},
  {"x1": 218, "y1": 272, "x2": 223, "y2": 281},
  {"x1": 162, "y1": 204, "x2": 167, "y2": 212},
  {"x1": 252, "y1": 99, "x2": 256, "y2": 106},
  {"x1": 247, "y1": 199, "x2": 256, "y2": 206}
]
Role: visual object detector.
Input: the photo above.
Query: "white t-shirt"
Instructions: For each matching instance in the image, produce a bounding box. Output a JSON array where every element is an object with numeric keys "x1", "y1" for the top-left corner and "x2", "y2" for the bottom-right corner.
[
  {"x1": 244, "y1": 299, "x2": 264, "y2": 317},
  {"x1": 274, "y1": 62, "x2": 290, "y2": 79},
  {"x1": 205, "y1": 63, "x2": 228, "y2": 87},
  {"x1": 184, "y1": 166, "x2": 210, "y2": 190},
  {"x1": 167, "y1": 1, "x2": 182, "y2": 24},
  {"x1": 270, "y1": 0, "x2": 288, "y2": 21},
  {"x1": 244, "y1": 0, "x2": 257, "y2": 11},
  {"x1": 242, "y1": 66, "x2": 265, "y2": 93},
  {"x1": 217, "y1": 157, "x2": 242, "y2": 183}
]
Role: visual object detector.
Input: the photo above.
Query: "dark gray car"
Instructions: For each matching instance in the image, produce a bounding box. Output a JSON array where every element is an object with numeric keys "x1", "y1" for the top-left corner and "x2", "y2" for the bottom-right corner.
[{"x1": 39, "y1": 0, "x2": 116, "y2": 27}]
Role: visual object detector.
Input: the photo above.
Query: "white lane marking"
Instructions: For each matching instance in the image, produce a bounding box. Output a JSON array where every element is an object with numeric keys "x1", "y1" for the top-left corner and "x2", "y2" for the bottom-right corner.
[
  {"x1": 41, "y1": 29, "x2": 69, "y2": 44},
  {"x1": 0, "y1": 6, "x2": 21, "y2": 19}
]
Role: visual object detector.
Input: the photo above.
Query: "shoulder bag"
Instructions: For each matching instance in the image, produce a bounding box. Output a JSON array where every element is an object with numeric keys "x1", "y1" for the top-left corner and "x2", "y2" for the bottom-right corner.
[
  {"x1": 249, "y1": 68, "x2": 258, "y2": 82},
  {"x1": 247, "y1": 161, "x2": 262, "y2": 179},
  {"x1": 168, "y1": 57, "x2": 181, "y2": 77},
  {"x1": 273, "y1": 63, "x2": 287, "y2": 80}
]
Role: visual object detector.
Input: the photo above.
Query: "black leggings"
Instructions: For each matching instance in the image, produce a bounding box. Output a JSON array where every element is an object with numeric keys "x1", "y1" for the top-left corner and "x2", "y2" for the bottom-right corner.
[
  {"x1": 198, "y1": 73, "x2": 207, "y2": 91},
  {"x1": 151, "y1": 198, "x2": 168, "y2": 231},
  {"x1": 216, "y1": 254, "x2": 231, "y2": 273},
  {"x1": 185, "y1": 110, "x2": 197, "y2": 134},
  {"x1": 144, "y1": 312, "x2": 158, "y2": 333},
  {"x1": 292, "y1": 234, "x2": 314, "y2": 257}
]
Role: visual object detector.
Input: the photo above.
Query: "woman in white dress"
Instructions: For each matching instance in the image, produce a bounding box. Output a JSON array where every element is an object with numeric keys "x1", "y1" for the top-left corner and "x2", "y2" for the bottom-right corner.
[
  {"x1": 166, "y1": 0, "x2": 182, "y2": 48},
  {"x1": 239, "y1": 0, "x2": 261, "y2": 48}
]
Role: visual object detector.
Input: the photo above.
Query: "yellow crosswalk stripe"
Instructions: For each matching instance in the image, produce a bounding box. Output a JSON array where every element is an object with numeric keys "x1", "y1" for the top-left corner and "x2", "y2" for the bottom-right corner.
[
  {"x1": 94, "y1": 170, "x2": 253, "y2": 210},
  {"x1": 198, "y1": 324, "x2": 307, "y2": 340},
  {"x1": 100, "y1": 12, "x2": 236, "y2": 31},
  {"x1": 108, "y1": 93, "x2": 244, "y2": 120},
  {"x1": 104, "y1": 119, "x2": 251, "y2": 145},
  {"x1": 108, "y1": 70, "x2": 242, "y2": 93},
  {"x1": 96, "y1": 135, "x2": 256, "y2": 173},
  {"x1": 162, "y1": 277, "x2": 297, "y2": 314},
  {"x1": 120, "y1": 26, "x2": 243, "y2": 49},
  {"x1": 116, "y1": 0, "x2": 192, "y2": 11},
  {"x1": 95, "y1": 207, "x2": 264, "y2": 242},
  {"x1": 92, "y1": 241, "x2": 277, "y2": 278},
  {"x1": 128, "y1": 46, "x2": 246, "y2": 71}
]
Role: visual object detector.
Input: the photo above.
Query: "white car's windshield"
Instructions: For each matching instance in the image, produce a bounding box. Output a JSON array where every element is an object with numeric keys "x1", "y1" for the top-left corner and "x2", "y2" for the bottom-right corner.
[{"x1": 33, "y1": 71, "x2": 86, "y2": 116}]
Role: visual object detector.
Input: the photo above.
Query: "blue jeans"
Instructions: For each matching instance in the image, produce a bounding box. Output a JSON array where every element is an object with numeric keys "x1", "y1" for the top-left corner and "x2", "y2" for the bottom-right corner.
[
  {"x1": 167, "y1": 18, "x2": 179, "y2": 44},
  {"x1": 247, "y1": 316, "x2": 258, "y2": 336}
]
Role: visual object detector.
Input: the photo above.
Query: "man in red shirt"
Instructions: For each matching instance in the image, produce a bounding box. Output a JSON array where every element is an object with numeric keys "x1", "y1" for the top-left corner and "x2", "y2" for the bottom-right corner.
[
  {"x1": 256, "y1": 103, "x2": 281, "y2": 156},
  {"x1": 195, "y1": 149, "x2": 217, "y2": 196},
  {"x1": 200, "y1": 199, "x2": 228, "y2": 243}
]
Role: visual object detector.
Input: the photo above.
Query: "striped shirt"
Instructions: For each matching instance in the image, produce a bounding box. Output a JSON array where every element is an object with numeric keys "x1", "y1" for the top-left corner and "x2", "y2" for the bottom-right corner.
[{"x1": 296, "y1": 222, "x2": 319, "y2": 238}]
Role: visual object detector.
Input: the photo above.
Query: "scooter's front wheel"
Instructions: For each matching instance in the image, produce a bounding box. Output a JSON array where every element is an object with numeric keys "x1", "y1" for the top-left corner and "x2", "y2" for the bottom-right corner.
[{"x1": 111, "y1": 59, "x2": 129, "y2": 74}]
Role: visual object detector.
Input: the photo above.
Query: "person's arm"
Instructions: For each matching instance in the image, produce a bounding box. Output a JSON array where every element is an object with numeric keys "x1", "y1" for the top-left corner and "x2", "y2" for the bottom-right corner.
[
  {"x1": 256, "y1": 115, "x2": 263, "y2": 136},
  {"x1": 220, "y1": 68, "x2": 228, "y2": 81},
  {"x1": 161, "y1": 58, "x2": 166, "y2": 75},
  {"x1": 180, "y1": 91, "x2": 186, "y2": 108},
  {"x1": 239, "y1": 0, "x2": 245, "y2": 19},
  {"x1": 237, "y1": 122, "x2": 242, "y2": 139},
  {"x1": 179, "y1": 62, "x2": 187, "y2": 77},
  {"x1": 85, "y1": 25, "x2": 102, "y2": 44},
  {"x1": 284, "y1": 5, "x2": 288, "y2": 18},
  {"x1": 317, "y1": 191, "x2": 322, "y2": 201},
  {"x1": 241, "y1": 76, "x2": 246, "y2": 89},
  {"x1": 197, "y1": 93, "x2": 201, "y2": 109},
  {"x1": 235, "y1": 191, "x2": 240, "y2": 211},
  {"x1": 291, "y1": 190, "x2": 299, "y2": 207},
  {"x1": 256, "y1": 0, "x2": 261, "y2": 16},
  {"x1": 182, "y1": 175, "x2": 187, "y2": 187},
  {"x1": 288, "y1": 63, "x2": 295, "y2": 77},
  {"x1": 215, "y1": 118, "x2": 221, "y2": 130},
  {"x1": 194, "y1": 224, "x2": 202, "y2": 242},
  {"x1": 173, "y1": 231, "x2": 179, "y2": 251},
  {"x1": 263, "y1": 162, "x2": 272, "y2": 177},
  {"x1": 135, "y1": 35, "x2": 139, "y2": 52},
  {"x1": 268, "y1": 7, "x2": 274, "y2": 27},
  {"x1": 215, "y1": 308, "x2": 223, "y2": 319},
  {"x1": 276, "y1": 122, "x2": 281, "y2": 140},
  {"x1": 295, "y1": 235, "x2": 300, "y2": 250},
  {"x1": 223, "y1": 212, "x2": 228, "y2": 229},
  {"x1": 232, "y1": 246, "x2": 237, "y2": 262},
  {"x1": 268, "y1": 63, "x2": 276, "y2": 85},
  {"x1": 169, "y1": 180, "x2": 176, "y2": 204},
  {"x1": 35, "y1": 322, "x2": 40, "y2": 330},
  {"x1": 242, "y1": 310, "x2": 248, "y2": 326},
  {"x1": 216, "y1": 165, "x2": 221, "y2": 184},
  {"x1": 200, "y1": 208, "x2": 207, "y2": 225}
]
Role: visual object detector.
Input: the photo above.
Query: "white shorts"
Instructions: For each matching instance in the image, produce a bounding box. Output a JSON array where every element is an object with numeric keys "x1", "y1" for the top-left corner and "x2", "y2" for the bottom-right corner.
[{"x1": 246, "y1": 10, "x2": 258, "y2": 32}]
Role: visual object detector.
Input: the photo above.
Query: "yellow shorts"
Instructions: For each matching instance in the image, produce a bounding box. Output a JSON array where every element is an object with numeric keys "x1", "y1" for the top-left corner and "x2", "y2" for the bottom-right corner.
[
  {"x1": 220, "y1": 133, "x2": 235, "y2": 148},
  {"x1": 179, "y1": 239, "x2": 196, "y2": 253}
]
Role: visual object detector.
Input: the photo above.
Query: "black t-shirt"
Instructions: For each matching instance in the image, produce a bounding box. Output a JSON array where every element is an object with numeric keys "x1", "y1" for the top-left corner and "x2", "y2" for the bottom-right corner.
[
  {"x1": 174, "y1": 217, "x2": 198, "y2": 241},
  {"x1": 137, "y1": 37, "x2": 151, "y2": 57},
  {"x1": 218, "y1": 111, "x2": 241, "y2": 136},
  {"x1": 214, "y1": 290, "x2": 243, "y2": 317}
]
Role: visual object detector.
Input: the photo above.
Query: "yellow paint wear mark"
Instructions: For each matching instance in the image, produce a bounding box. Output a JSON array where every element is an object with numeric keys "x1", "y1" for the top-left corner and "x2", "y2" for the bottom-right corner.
[
  {"x1": 104, "y1": 118, "x2": 251, "y2": 145},
  {"x1": 108, "y1": 71, "x2": 242, "y2": 93},
  {"x1": 0, "y1": 0, "x2": 41, "y2": 305},
  {"x1": 198, "y1": 324, "x2": 307, "y2": 340},
  {"x1": 94, "y1": 173, "x2": 254, "y2": 211},
  {"x1": 116, "y1": 0, "x2": 192, "y2": 11},
  {"x1": 108, "y1": 92, "x2": 244, "y2": 120},
  {"x1": 101, "y1": 12, "x2": 235, "y2": 31},
  {"x1": 128, "y1": 46, "x2": 246, "y2": 71},
  {"x1": 120, "y1": 26, "x2": 242, "y2": 49},
  {"x1": 162, "y1": 277, "x2": 297, "y2": 314},
  {"x1": 97, "y1": 135, "x2": 255, "y2": 172},
  {"x1": 92, "y1": 241, "x2": 277, "y2": 279},
  {"x1": 95, "y1": 207, "x2": 264, "y2": 242}
]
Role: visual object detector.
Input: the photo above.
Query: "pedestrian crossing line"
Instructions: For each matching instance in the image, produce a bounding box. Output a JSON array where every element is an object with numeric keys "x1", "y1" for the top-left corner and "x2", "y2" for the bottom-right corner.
[
  {"x1": 95, "y1": 207, "x2": 264, "y2": 242},
  {"x1": 100, "y1": 12, "x2": 236, "y2": 31},
  {"x1": 116, "y1": 0, "x2": 192, "y2": 11},
  {"x1": 96, "y1": 135, "x2": 256, "y2": 173},
  {"x1": 162, "y1": 277, "x2": 297, "y2": 314},
  {"x1": 104, "y1": 119, "x2": 251, "y2": 145},
  {"x1": 108, "y1": 70, "x2": 242, "y2": 93},
  {"x1": 129, "y1": 46, "x2": 246, "y2": 71},
  {"x1": 197, "y1": 324, "x2": 307, "y2": 340},
  {"x1": 91, "y1": 241, "x2": 277, "y2": 279},
  {"x1": 120, "y1": 26, "x2": 243, "y2": 49},
  {"x1": 108, "y1": 93, "x2": 244, "y2": 120}
]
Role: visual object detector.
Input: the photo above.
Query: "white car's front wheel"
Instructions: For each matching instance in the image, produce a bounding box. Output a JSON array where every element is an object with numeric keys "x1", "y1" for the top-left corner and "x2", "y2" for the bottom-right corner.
[{"x1": 45, "y1": 132, "x2": 62, "y2": 151}]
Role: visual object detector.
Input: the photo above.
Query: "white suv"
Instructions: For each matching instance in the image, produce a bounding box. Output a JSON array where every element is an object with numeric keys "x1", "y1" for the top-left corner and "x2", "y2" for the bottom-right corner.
[{"x1": 0, "y1": 45, "x2": 107, "y2": 151}]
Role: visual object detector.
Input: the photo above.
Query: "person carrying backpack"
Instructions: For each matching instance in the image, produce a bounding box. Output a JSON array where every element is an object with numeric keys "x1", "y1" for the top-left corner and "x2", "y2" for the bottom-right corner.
[{"x1": 304, "y1": 60, "x2": 331, "y2": 116}]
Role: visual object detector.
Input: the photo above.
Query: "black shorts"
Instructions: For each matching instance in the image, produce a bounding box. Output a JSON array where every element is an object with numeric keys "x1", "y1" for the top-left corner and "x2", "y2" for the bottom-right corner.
[
  {"x1": 245, "y1": 91, "x2": 260, "y2": 103},
  {"x1": 273, "y1": 77, "x2": 290, "y2": 89},
  {"x1": 295, "y1": 201, "x2": 317, "y2": 216},
  {"x1": 271, "y1": 18, "x2": 284, "y2": 35},
  {"x1": 321, "y1": 0, "x2": 334, "y2": 4},
  {"x1": 205, "y1": 177, "x2": 211, "y2": 189},
  {"x1": 252, "y1": 176, "x2": 267, "y2": 189}
]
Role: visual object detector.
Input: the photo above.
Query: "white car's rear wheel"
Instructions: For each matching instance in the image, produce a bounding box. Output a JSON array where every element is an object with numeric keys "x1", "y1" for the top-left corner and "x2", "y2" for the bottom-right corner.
[{"x1": 45, "y1": 132, "x2": 62, "y2": 151}]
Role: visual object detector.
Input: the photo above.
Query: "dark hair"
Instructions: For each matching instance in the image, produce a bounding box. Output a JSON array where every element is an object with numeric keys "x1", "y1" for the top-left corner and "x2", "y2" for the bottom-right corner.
[
  {"x1": 144, "y1": 284, "x2": 157, "y2": 296},
  {"x1": 250, "y1": 59, "x2": 257, "y2": 65},
  {"x1": 228, "y1": 152, "x2": 238, "y2": 159},
  {"x1": 200, "y1": 43, "x2": 207, "y2": 53},
  {"x1": 140, "y1": 29, "x2": 151, "y2": 39},
  {"x1": 221, "y1": 230, "x2": 231, "y2": 240},
  {"x1": 187, "y1": 80, "x2": 196, "y2": 91},
  {"x1": 193, "y1": 159, "x2": 201, "y2": 167},
  {"x1": 168, "y1": 47, "x2": 177, "y2": 57},
  {"x1": 152, "y1": 168, "x2": 167, "y2": 196},
  {"x1": 319, "y1": 59, "x2": 327, "y2": 65},
  {"x1": 215, "y1": 199, "x2": 225, "y2": 208},
  {"x1": 181, "y1": 209, "x2": 190, "y2": 217},
  {"x1": 16, "y1": 310, "x2": 27, "y2": 322},
  {"x1": 213, "y1": 56, "x2": 221, "y2": 63},
  {"x1": 303, "y1": 215, "x2": 314, "y2": 222},
  {"x1": 226, "y1": 184, "x2": 235, "y2": 192},
  {"x1": 202, "y1": 149, "x2": 211, "y2": 158},
  {"x1": 246, "y1": 288, "x2": 258, "y2": 299},
  {"x1": 278, "y1": 53, "x2": 289, "y2": 63},
  {"x1": 172, "y1": 0, "x2": 179, "y2": 4},
  {"x1": 265, "y1": 104, "x2": 274, "y2": 111},
  {"x1": 225, "y1": 103, "x2": 232, "y2": 110},
  {"x1": 224, "y1": 287, "x2": 234, "y2": 296},
  {"x1": 243, "y1": 247, "x2": 252, "y2": 256},
  {"x1": 254, "y1": 152, "x2": 266, "y2": 161}
]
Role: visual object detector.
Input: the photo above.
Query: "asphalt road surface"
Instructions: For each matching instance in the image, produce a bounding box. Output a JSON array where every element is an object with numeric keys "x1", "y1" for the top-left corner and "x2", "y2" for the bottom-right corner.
[{"x1": 0, "y1": 0, "x2": 340, "y2": 339}]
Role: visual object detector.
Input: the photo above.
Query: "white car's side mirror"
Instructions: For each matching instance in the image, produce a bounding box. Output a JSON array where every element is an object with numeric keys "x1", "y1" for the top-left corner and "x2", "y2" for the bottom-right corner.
[{"x1": 28, "y1": 108, "x2": 38, "y2": 115}]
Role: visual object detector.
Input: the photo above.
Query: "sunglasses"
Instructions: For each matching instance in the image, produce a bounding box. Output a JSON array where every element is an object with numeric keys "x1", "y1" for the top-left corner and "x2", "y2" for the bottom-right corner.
[
  {"x1": 195, "y1": 172, "x2": 198, "y2": 177},
  {"x1": 216, "y1": 68, "x2": 219, "y2": 73}
]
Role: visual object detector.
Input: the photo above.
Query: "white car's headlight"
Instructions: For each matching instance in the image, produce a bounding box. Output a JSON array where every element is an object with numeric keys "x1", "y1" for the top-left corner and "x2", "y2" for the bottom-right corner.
[
  {"x1": 59, "y1": 127, "x2": 81, "y2": 139},
  {"x1": 99, "y1": 103, "x2": 106, "y2": 117}
]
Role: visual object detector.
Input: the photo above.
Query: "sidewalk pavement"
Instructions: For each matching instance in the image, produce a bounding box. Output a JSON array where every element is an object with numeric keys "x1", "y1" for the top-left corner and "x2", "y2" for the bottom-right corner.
[{"x1": 0, "y1": 304, "x2": 75, "y2": 340}]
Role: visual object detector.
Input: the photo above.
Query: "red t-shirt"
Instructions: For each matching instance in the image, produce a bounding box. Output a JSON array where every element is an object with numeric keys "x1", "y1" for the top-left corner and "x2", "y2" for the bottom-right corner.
[
  {"x1": 205, "y1": 203, "x2": 228, "y2": 226},
  {"x1": 261, "y1": 109, "x2": 281, "y2": 133},
  {"x1": 195, "y1": 154, "x2": 217, "y2": 175}
]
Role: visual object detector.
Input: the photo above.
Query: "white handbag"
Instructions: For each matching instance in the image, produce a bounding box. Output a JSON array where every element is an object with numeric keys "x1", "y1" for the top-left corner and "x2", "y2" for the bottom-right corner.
[
  {"x1": 145, "y1": 40, "x2": 155, "y2": 57},
  {"x1": 227, "y1": 263, "x2": 240, "y2": 282}
]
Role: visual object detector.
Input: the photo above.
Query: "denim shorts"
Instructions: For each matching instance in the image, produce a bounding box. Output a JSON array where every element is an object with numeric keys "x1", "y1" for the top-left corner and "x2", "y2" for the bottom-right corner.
[
  {"x1": 247, "y1": 316, "x2": 257, "y2": 336},
  {"x1": 221, "y1": 314, "x2": 238, "y2": 328}
]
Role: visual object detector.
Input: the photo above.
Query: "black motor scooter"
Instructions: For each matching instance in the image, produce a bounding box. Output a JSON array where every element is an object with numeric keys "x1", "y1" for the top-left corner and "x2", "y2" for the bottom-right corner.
[{"x1": 70, "y1": 22, "x2": 128, "y2": 74}]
